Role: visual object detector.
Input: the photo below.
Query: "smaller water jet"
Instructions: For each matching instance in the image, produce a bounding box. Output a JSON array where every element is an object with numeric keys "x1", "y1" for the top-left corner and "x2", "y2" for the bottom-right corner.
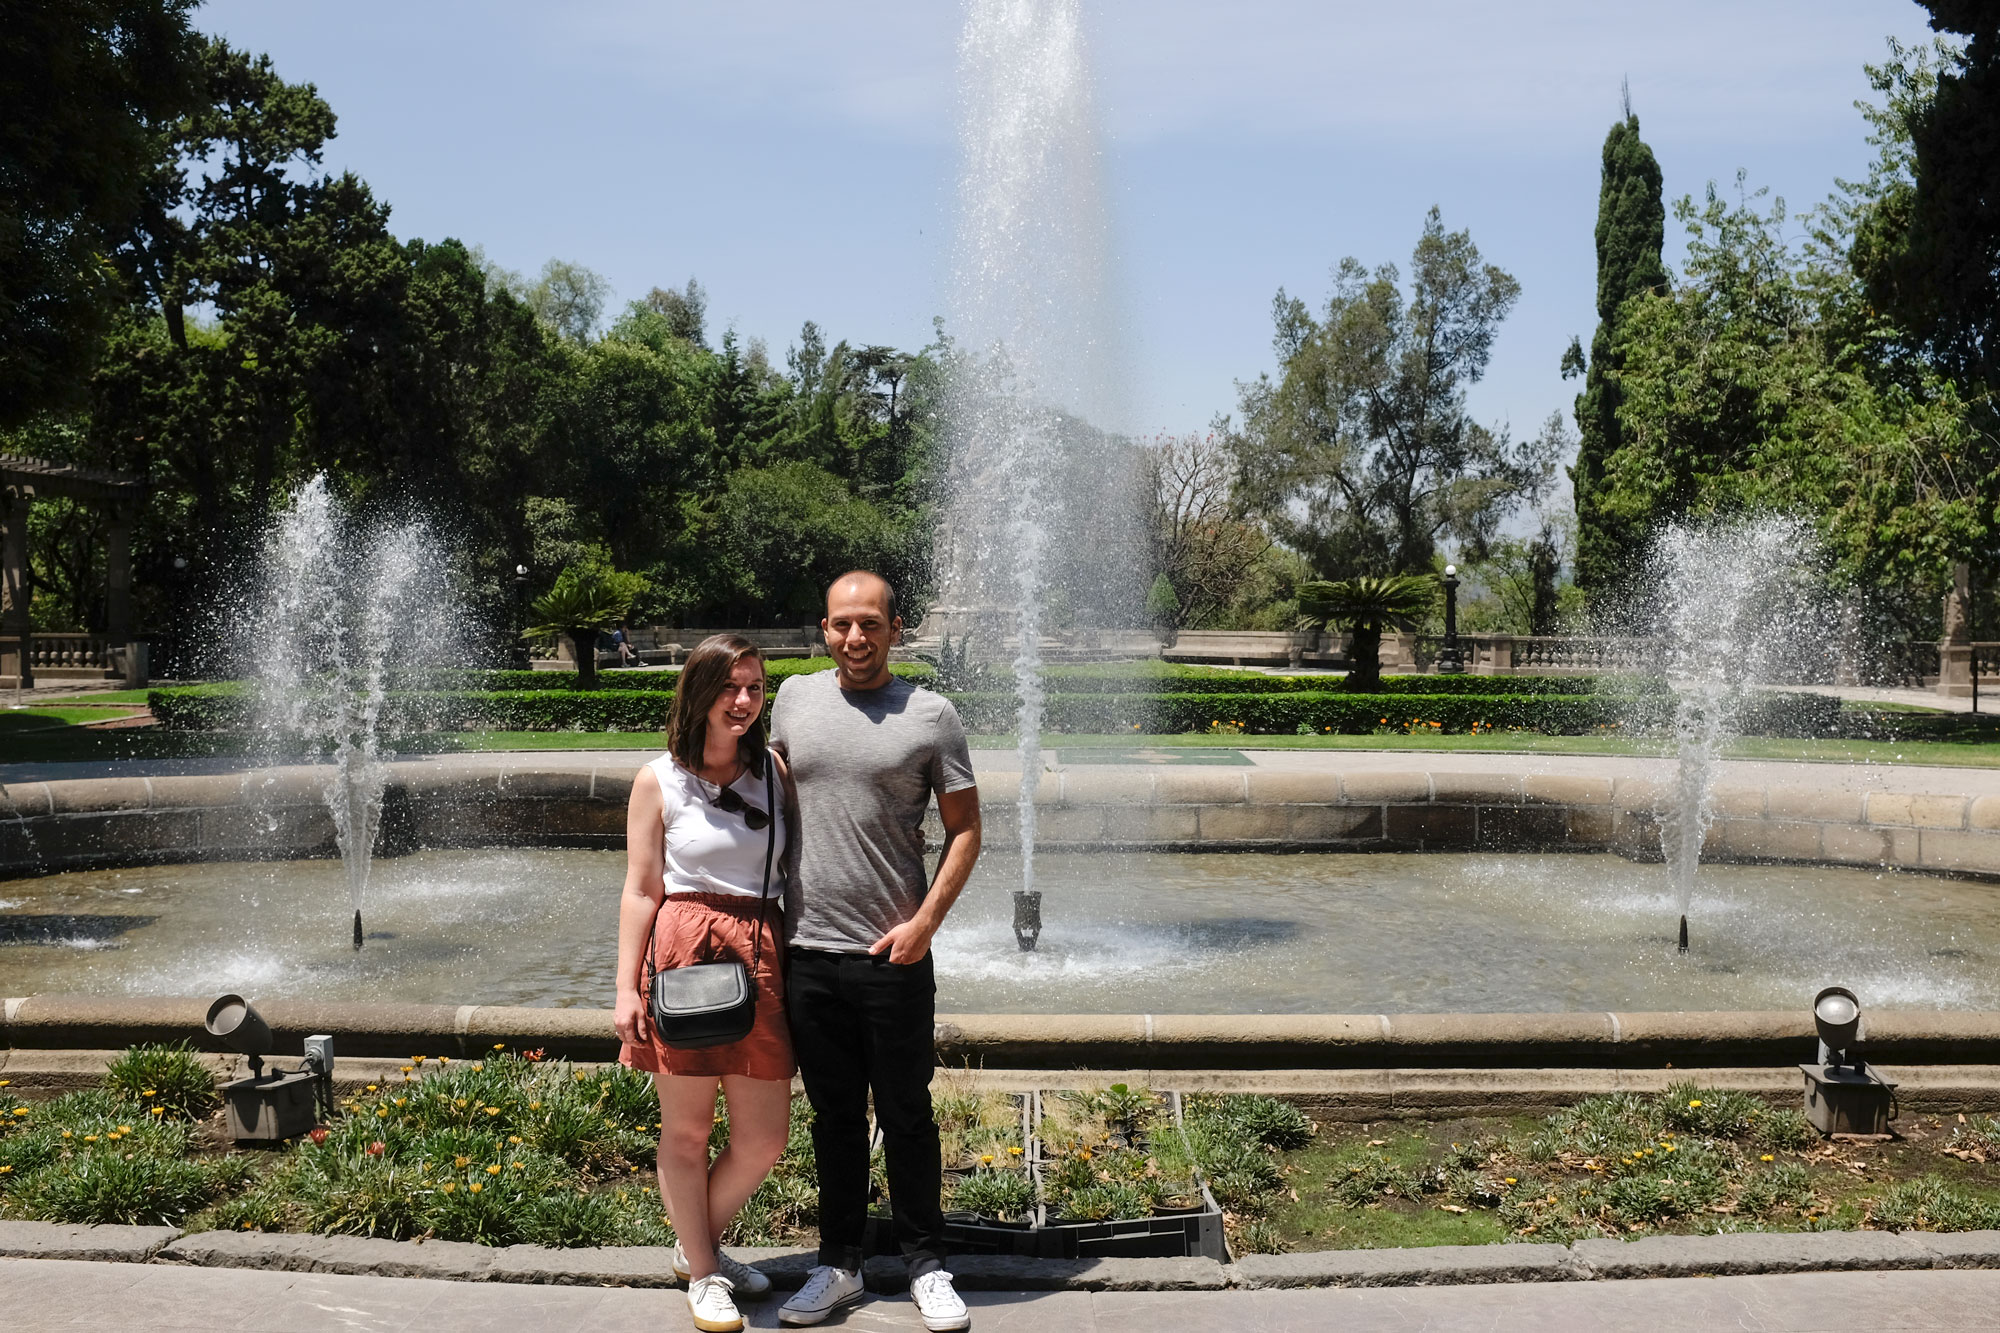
[{"x1": 247, "y1": 477, "x2": 454, "y2": 949}]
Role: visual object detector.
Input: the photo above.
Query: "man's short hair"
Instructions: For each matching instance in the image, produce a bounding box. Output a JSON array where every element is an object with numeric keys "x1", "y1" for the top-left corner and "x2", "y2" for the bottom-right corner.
[{"x1": 827, "y1": 570, "x2": 897, "y2": 622}]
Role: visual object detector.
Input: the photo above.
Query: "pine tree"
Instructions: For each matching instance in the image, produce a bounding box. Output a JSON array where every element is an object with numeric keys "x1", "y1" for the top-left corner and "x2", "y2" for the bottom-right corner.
[{"x1": 1569, "y1": 96, "x2": 1666, "y2": 598}]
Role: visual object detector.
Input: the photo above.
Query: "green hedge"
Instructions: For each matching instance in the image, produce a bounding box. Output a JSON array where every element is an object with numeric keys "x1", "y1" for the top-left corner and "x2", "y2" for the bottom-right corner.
[{"x1": 149, "y1": 679, "x2": 1843, "y2": 738}]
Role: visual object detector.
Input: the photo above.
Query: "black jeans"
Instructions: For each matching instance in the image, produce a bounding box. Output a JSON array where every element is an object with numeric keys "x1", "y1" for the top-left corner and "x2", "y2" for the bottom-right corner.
[{"x1": 785, "y1": 947, "x2": 944, "y2": 1277}]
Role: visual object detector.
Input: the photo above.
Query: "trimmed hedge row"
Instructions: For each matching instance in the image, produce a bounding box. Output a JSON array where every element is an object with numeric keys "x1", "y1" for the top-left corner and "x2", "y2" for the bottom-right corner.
[{"x1": 149, "y1": 681, "x2": 1843, "y2": 738}]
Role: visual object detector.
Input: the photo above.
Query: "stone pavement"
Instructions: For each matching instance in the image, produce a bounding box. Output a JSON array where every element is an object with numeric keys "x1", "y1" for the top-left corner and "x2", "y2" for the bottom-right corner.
[{"x1": 6, "y1": 1257, "x2": 2000, "y2": 1331}]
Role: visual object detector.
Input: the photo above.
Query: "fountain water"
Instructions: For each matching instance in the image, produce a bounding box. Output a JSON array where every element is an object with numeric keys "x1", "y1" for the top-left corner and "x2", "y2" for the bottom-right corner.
[
  {"x1": 249, "y1": 477, "x2": 452, "y2": 949},
  {"x1": 943, "y1": 0, "x2": 1130, "y2": 940},
  {"x1": 1645, "y1": 515, "x2": 1822, "y2": 953}
]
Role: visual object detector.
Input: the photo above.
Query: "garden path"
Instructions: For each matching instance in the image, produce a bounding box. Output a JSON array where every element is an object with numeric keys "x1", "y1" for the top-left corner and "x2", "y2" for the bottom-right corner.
[{"x1": 2, "y1": 1257, "x2": 1995, "y2": 1331}]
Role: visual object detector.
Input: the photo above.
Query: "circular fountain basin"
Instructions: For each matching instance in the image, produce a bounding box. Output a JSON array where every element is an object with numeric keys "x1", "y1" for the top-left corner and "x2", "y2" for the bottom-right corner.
[{"x1": 1, "y1": 849, "x2": 1994, "y2": 1014}]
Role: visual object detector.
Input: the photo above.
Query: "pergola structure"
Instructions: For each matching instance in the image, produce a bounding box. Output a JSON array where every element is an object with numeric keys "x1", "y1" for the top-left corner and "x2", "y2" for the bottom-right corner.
[{"x1": 0, "y1": 454, "x2": 148, "y2": 689}]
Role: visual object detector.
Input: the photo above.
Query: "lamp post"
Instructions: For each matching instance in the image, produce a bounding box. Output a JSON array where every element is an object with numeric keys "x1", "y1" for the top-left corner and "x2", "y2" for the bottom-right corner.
[
  {"x1": 509, "y1": 564, "x2": 531, "y2": 670},
  {"x1": 1438, "y1": 563, "x2": 1465, "y2": 674}
]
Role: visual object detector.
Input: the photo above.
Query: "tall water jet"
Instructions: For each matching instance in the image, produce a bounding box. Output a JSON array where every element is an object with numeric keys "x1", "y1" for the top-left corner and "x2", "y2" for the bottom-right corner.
[
  {"x1": 942, "y1": 0, "x2": 1129, "y2": 943},
  {"x1": 1646, "y1": 516, "x2": 1820, "y2": 954},
  {"x1": 249, "y1": 478, "x2": 451, "y2": 948}
]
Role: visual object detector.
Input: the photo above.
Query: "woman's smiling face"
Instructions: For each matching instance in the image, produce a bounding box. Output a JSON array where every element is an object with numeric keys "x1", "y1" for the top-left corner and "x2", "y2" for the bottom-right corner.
[{"x1": 707, "y1": 659, "x2": 766, "y2": 743}]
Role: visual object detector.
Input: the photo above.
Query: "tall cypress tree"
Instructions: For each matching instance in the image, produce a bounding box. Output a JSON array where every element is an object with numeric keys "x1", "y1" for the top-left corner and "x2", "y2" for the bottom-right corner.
[{"x1": 1569, "y1": 101, "x2": 1666, "y2": 598}]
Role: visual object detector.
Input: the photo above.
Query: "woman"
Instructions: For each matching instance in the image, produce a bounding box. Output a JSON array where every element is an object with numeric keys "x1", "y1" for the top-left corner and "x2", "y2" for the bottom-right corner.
[{"x1": 614, "y1": 634, "x2": 794, "y2": 1333}]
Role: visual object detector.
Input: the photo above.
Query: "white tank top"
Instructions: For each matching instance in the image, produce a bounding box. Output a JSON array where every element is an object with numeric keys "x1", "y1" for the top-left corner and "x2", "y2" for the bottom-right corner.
[{"x1": 647, "y1": 754, "x2": 787, "y2": 900}]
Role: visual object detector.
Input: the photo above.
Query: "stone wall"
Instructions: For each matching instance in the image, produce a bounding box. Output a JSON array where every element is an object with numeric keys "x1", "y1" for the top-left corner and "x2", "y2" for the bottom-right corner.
[{"x1": 5, "y1": 760, "x2": 2000, "y2": 879}]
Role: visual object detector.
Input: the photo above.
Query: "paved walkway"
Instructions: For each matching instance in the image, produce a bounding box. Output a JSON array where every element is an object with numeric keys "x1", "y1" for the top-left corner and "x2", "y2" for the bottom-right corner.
[{"x1": 4, "y1": 1258, "x2": 1998, "y2": 1331}]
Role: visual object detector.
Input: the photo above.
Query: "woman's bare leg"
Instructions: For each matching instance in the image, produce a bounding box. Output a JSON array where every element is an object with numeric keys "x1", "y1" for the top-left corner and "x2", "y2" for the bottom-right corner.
[
  {"x1": 655, "y1": 1073, "x2": 725, "y2": 1277},
  {"x1": 702, "y1": 1074, "x2": 793, "y2": 1248}
]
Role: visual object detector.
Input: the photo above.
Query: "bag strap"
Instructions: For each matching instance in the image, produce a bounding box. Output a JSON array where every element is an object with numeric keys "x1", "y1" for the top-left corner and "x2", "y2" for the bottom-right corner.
[{"x1": 642, "y1": 756, "x2": 777, "y2": 992}]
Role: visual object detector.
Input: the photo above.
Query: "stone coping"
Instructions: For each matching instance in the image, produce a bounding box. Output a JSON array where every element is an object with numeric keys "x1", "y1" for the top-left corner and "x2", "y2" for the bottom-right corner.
[
  {"x1": 6, "y1": 995, "x2": 2000, "y2": 1072},
  {"x1": 6, "y1": 1221, "x2": 1998, "y2": 1290},
  {"x1": 3, "y1": 755, "x2": 2000, "y2": 878}
]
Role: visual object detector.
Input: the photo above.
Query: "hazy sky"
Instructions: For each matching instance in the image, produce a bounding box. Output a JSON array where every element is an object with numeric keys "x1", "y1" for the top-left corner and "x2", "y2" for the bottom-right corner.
[{"x1": 196, "y1": 1, "x2": 1940, "y2": 458}]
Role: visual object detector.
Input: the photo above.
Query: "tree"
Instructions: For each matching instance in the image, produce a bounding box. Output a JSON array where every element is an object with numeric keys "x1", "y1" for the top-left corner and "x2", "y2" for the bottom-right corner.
[
  {"x1": 1853, "y1": 7, "x2": 2000, "y2": 403},
  {"x1": 1232, "y1": 209, "x2": 1557, "y2": 578},
  {"x1": 1296, "y1": 574, "x2": 1437, "y2": 689},
  {"x1": 1566, "y1": 102, "x2": 1668, "y2": 598},
  {"x1": 1143, "y1": 430, "x2": 1271, "y2": 628},
  {"x1": 1597, "y1": 178, "x2": 1987, "y2": 626},
  {"x1": 529, "y1": 259, "x2": 611, "y2": 344},
  {"x1": 523, "y1": 563, "x2": 647, "y2": 688},
  {"x1": 645, "y1": 278, "x2": 708, "y2": 348},
  {"x1": 0, "y1": 0, "x2": 203, "y2": 424}
]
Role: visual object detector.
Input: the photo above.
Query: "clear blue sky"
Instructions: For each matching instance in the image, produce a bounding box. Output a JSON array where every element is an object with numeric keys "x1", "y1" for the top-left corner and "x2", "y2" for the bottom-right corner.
[{"x1": 196, "y1": 0, "x2": 1939, "y2": 455}]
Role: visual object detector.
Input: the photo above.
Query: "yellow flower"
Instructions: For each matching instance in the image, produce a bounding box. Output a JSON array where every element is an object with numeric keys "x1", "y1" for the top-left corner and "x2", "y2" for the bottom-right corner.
[
  {"x1": 375, "y1": 1108, "x2": 388, "y2": 1119},
  {"x1": 1504, "y1": 1177, "x2": 1517, "y2": 1185},
  {"x1": 573, "y1": 1072, "x2": 586, "y2": 1081},
  {"x1": 149, "y1": 1107, "x2": 165, "y2": 1117},
  {"x1": 117, "y1": 1125, "x2": 131, "y2": 1133},
  {"x1": 980, "y1": 1154, "x2": 995, "y2": 1166},
  {"x1": 393, "y1": 1098, "x2": 407, "y2": 1107},
  {"x1": 1007, "y1": 1146, "x2": 1023, "y2": 1157},
  {"x1": 401, "y1": 1066, "x2": 413, "y2": 1074},
  {"x1": 471, "y1": 1063, "x2": 484, "y2": 1073},
  {"x1": 483, "y1": 1107, "x2": 500, "y2": 1117},
  {"x1": 439, "y1": 1057, "x2": 451, "y2": 1065},
  {"x1": 1076, "y1": 1149, "x2": 1092, "y2": 1161},
  {"x1": 455, "y1": 1155, "x2": 470, "y2": 1168},
  {"x1": 441, "y1": 1182, "x2": 456, "y2": 1193},
  {"x1": 486, "y1": 1164, "x2": 502, "y2": 1175},
  {"x1": 412, "y1": 1056, "x2": 426, "y2": 1065},
  {"x1": 1760, "y1": 1154, "x2": 1774, "y2": 1163},
  {"x1": 61, "y1": 1131, "x2": 72, "y2": 1140},
  {"x1": 1688, "y1": 1099, "x2": 1702, "y2": 1108},
  {"x1": 511, "y1": 1162, "x2": 525, "y2": 1171},
  {"x1": 9, "y1": 1108, "x2": 25, "y2": 1118},
  {"x1": 142, "y1": 1090, "x2": 157, "y2": 1098},
  {"x1": 84, "y1": 1134, "x2": 99, "y2": 1142},
  {"x1": 366, "y1": 1085, "x2": 378, "y2": 1092},
  {"x1": 529, "y1": 1101, "x2": 542, "y2": 1111},
  {"x1": 508, "y1": 1135, "x2": 523, "y2": 1145},
  {"x1": 241, "y1": 1222, "x2": 253, "y2": 1230},
  {"x1": 493, "y1": 1044, "x2": 506, "y2": 1051},
  {"x1": 454, "y1": 1098, "x2": 468, "y2": 1108},
  {"x1": 0, "y1": 1165, "x2": 11, "y2": 1174}
]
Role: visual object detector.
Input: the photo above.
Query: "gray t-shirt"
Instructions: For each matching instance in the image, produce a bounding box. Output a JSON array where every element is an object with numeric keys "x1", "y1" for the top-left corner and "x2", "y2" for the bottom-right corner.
[{"x1": 769, "y1": 668, "x2": 977, "y2": 952}]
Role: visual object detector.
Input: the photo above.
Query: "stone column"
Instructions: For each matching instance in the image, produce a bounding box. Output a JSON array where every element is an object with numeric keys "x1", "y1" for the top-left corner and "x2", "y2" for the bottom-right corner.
[
  {"x1": 0, "y1": 484, "x2": 33, "y2": 689},
  {"x1": 1940, "y1": 561, "x2": 1973, "y2": 697}
]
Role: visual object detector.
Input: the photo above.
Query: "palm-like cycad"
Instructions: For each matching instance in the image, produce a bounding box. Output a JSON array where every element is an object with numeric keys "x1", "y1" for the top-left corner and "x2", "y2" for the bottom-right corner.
[
  {"x1": 1297, "y1": 574, "x2": 1438, "y2": 690},
  {"x1": 523, "y1": 566, "x2": 648, "y2": 689}
]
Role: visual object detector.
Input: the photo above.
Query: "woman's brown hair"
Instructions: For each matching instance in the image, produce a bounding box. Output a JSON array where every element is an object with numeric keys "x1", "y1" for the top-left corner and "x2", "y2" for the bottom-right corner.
[{"x1": 666, "y1": 634, "x2": 768, "y2": 774}]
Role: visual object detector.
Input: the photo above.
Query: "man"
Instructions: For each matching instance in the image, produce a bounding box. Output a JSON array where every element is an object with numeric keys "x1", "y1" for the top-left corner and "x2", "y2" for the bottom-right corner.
[{"x1": 771, "y1": 571, "x2": 981, "y2": 1332}]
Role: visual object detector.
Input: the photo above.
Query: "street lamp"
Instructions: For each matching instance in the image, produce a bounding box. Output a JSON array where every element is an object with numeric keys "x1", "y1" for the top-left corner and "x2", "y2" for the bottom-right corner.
[
  {"x1": 509, "y1": 564, "x2": 531, "y2": 670},
  {"x1": 1438, "y1": 564, "x2": 1465, "y2": 675}
]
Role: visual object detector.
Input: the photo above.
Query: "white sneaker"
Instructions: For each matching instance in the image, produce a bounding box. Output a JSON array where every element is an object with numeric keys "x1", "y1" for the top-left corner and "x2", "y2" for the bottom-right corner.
[
  {"x1": 688, "y1": 1273, "x2": 743, "y2": 1333},
  {"x1": 910, "y1": 1269, "x2": 969, "y2": 1332},
  {"x1": 778, "y1": 1264, "x2": 865, "y2": 1326},
  {"x1": 674, "y1": 1242, "x2": 773, "y2": 1297}
]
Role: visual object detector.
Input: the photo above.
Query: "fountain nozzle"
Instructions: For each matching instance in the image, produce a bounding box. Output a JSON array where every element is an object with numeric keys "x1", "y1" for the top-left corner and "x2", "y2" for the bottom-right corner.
[
  {"x1": 1012, "y1": 890, "x2": 1041, "y2": 952},
  {"x1": 352, "y1": 910, "x2": 364, "y2": 951},
  {"x1": 1678, "y1": 915, "x2": 1689, "y2": 954}
]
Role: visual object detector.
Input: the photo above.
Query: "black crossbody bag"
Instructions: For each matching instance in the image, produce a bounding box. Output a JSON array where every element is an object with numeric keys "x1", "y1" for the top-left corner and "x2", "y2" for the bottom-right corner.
[{"x1": 644, "y1": 759, "x2": 776, "y2": 1049}]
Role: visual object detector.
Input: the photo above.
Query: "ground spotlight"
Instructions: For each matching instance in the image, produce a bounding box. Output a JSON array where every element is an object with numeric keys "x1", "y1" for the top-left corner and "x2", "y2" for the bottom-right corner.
[
  {"x1": 1800, "y1": 985, "x2": 1897, "y2": 1137},
  {"x1": 205, "y1": 993, "x2": 321, "y2": 1145},
  {"x1": 1012, "y1": 890, "x2": 1042, "y2": 952}
]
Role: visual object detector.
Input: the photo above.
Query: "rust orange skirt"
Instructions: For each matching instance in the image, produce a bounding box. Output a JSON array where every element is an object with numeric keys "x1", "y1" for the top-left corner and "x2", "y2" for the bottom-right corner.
[{"x1": 620, "y1": 892, "x2": 794, "y2": 1082}]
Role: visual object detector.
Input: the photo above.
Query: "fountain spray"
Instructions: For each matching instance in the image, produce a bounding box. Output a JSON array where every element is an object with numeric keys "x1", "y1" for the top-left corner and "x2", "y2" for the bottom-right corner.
[
  {"x1": 945, "y1": 0, "x2": 1126, "y2": 952},
  {"x1": 251, "y1": 478, "x2": 447, "y2": 950},
  {"x1": 1648, "y1": 516, "x2": 1817, "y2": 956}
]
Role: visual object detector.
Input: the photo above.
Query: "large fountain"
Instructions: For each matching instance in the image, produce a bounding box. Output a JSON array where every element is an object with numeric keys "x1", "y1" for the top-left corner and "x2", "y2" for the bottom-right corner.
[{"x1": 939, "y1": 0, "x2": 1135, "y2": 942}]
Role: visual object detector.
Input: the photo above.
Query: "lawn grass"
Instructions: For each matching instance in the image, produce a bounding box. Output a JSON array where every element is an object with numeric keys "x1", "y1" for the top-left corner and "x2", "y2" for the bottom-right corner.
[{"x1": 0, "y1": 707, "x2": 146, "y2": 731}]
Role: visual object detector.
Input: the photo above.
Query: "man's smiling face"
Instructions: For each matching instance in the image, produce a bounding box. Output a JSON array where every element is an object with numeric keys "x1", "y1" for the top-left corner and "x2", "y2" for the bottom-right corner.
[{"x1": 823, "y1": 574, "x2": 899, "y2": 689}]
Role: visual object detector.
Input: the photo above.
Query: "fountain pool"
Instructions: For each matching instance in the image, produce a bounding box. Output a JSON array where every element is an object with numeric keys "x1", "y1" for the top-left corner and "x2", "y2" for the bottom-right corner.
[{"x1": 1, "y1": 850, "x2": 1993, "y2": 1014}]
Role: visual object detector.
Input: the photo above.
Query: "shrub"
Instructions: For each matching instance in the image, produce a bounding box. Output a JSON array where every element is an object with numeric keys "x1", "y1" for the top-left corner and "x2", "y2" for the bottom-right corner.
[
  {"x1": 951, "y1": 1168, "x2": 1035, "y2": 1221},
  {"x1": 11, "y1": 1151, "x2": 229, "y2": 1225},
  {"x1": 104, "y1": 1043, "x2": 218, "y2": 1122}
]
